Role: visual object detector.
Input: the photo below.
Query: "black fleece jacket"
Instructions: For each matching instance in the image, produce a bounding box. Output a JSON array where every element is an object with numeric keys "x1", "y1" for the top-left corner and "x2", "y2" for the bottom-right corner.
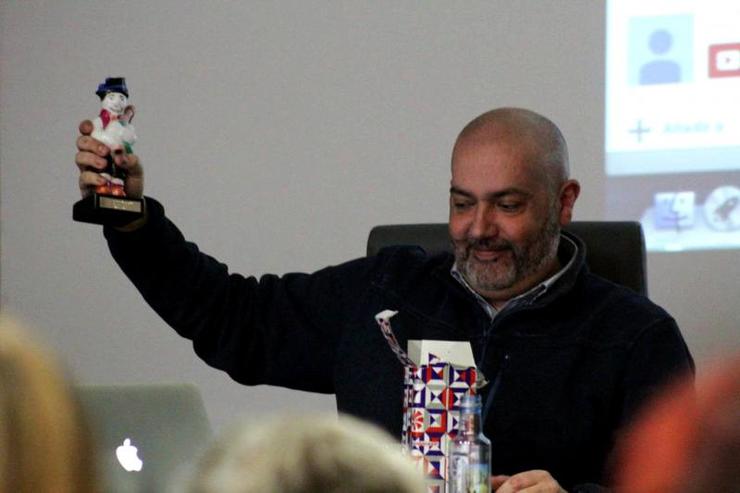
[{"x1": 105, "y1": 197, "x2": 694, "y2": 492}]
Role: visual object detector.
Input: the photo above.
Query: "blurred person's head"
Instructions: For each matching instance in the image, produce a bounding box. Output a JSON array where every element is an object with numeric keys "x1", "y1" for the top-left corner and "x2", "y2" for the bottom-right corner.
[
  {"x1": 0, "y1": 314, "x2": 97, "y2": 493},
  {"x1": 613, "y1": 355, "x2": 740, "y2": 493},
  {"x1": 188, "y1": 414, "x2": 425, "y2": 493}
]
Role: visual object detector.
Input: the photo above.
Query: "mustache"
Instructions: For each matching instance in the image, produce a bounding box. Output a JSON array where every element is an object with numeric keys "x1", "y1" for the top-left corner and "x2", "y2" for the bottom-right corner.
[{"x1": 461, "y1": 237, "x2": 513, "y2": 252}]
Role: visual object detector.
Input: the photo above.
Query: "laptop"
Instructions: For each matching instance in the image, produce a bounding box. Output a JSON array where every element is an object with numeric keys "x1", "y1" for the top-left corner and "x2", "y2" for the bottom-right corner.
[{"x1": 77, "y1": 383, "x2": 213, "y2": 493}]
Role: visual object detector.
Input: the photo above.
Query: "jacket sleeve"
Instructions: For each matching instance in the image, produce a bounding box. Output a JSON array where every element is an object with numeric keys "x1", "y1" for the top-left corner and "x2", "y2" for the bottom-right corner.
[
  {"x1": 104, "y1": 197, "x2": 351, "y2": 394},
  {"x1": 620, "y1": 316, "x2": 695, "y2": 425},
  {"x1": 571, "y1": 316, "x2": 694, "y2": 492}
]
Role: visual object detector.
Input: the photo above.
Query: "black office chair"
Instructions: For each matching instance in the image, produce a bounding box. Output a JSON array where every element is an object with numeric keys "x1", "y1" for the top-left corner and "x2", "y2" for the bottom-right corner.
[{"x1": 367, "y1": 221, "x2": 648, "y2": 296}]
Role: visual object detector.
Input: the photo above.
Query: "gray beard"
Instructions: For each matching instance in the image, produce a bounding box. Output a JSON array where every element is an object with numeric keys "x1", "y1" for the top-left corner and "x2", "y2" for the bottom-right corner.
[{"x1": 455, "y1": 210, "x2": 560, "y2": 294}]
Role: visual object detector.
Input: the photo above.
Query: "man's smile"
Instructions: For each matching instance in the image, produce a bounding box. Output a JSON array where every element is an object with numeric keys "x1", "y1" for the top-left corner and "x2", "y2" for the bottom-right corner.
[{"x1": 471, "y1": 247, "x2": 510, "y2": 262}]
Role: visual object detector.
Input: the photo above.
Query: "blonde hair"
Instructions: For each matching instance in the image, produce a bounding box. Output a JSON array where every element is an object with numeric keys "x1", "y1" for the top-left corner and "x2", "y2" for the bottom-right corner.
[
  {"x1": 189, "y1": 414, "x2": 425, "y2": 493},
  {"x1": 0, "y1": 314, "x2": 97, "y2": 493}
]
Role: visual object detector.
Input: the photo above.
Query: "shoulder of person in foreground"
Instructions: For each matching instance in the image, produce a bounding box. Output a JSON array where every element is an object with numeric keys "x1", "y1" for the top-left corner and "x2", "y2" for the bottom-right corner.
[
  {"x1": 611, "y1": 354, "x2": 740, "y2": 493},
  {"x1": 0, "y1": 313, "x2": 98, "y2": 493},
  {"x1": 187, "y1": 413, "x2": 426, "y2": 493}
]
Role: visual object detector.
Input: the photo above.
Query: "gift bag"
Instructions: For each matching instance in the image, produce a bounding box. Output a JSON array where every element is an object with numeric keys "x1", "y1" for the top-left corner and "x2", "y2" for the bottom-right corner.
[{"x1": 375, "y1": 310, "x2": 485, "y2": 493}]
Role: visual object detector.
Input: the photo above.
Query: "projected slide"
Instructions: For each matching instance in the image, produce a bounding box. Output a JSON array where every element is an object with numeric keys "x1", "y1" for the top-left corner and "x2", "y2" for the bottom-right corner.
[{"x1": 605, "y1": 0, "x2": 740, "y2": 252}]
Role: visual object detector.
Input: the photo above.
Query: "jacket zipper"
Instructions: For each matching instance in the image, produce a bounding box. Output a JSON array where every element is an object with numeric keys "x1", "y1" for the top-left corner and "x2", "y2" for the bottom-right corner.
[{"x1": 482, "y1": 353, "x2": 510, "y2": 424}]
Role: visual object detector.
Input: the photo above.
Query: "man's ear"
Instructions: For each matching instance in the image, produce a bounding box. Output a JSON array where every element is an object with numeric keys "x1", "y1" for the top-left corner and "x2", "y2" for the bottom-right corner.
[{"x1": 558, "y1": 179, "x2": 581, "y2": 226}]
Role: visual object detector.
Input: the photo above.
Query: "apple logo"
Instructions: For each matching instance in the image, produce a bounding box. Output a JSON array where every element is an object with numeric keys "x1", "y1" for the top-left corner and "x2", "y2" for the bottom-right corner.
[{"x1": 116, "y1": 438, "x2": 143, "y2": 472}]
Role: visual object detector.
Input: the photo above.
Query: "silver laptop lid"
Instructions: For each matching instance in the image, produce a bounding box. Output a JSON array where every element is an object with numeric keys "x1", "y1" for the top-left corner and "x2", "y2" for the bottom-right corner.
[{"x1": 77, "y1": 383, "x2": 212, "y2": 493}]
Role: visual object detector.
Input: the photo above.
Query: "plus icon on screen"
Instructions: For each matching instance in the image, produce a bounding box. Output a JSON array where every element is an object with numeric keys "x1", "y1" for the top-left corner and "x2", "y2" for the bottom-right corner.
[{"x1": 629, "y1": 119, "x2": 651, "y2": 143}]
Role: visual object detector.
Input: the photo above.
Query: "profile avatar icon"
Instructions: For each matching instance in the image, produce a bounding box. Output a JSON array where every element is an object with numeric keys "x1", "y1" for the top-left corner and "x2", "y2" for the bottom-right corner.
[{"x1": 639, "y1": 29, "x2": 682, "y2": 84}]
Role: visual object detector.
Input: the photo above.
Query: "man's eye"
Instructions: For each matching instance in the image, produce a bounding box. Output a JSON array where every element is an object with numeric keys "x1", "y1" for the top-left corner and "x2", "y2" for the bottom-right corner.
[
  {"x1": 498, "y1": 202, "x2": 522, "y2": 212},
  {"x1": 453, "y1": 202, "x2": 472, "y2": 211}
]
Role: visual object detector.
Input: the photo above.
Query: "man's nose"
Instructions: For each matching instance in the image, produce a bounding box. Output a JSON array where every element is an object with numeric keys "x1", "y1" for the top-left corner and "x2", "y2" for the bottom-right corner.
[{"x1": 469, "y1": 205, "x2": 498, "y2": 239}]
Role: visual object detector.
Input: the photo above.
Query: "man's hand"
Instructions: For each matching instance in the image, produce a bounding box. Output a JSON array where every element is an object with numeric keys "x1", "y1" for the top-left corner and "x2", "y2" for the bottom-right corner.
[
  {"x1": 491, "y1": 470, "x2": 567, "y2": 493},
  {"x1": 75, "y1": 120, "x2": 144, "y2": 199}
]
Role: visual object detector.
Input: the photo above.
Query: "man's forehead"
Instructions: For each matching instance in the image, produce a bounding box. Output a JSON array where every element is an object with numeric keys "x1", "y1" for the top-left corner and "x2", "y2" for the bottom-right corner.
[
  {"x1": 454, "y1": 130, "x2": 538, "y2": 158},
  {"x1": 453, "y1": 140, "x2": 542, "y2": 173},
  {"x1": 450, "y1": 142, "x2": 551, "y2": 195}
]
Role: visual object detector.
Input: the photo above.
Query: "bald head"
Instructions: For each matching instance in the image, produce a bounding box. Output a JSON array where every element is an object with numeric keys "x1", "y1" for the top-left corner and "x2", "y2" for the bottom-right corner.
[{"x1": 452, "y1": 107, "x2": 570, "y2": 195}]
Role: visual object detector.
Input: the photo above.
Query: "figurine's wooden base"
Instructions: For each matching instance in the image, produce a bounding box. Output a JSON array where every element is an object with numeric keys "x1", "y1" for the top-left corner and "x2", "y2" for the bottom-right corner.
[{"x1": 73, "y1": 193, "x2": 143, "y2": 226}]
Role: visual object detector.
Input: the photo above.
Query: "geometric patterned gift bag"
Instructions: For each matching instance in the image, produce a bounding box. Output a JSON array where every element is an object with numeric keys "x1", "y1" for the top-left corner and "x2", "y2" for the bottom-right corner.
[{"x1": 375, "y1": 310, "x2": 483, "y2": 493}]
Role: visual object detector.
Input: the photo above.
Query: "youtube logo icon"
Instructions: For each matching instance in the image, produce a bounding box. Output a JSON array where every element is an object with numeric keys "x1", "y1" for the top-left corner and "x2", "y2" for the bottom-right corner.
[{"x1": 709, "y1": 43, "x2": 740, "y2": 78}]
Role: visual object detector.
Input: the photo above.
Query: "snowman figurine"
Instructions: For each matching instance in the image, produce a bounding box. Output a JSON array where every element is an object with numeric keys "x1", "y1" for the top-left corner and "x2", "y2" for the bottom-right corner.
[{"x1": 90, "y1": 77, "x2": 137, "y2": 197}]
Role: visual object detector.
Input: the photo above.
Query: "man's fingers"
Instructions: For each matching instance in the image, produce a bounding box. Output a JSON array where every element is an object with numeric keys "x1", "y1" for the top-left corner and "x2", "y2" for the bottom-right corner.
[
  {"x1": 492, "y1": 475, "x2": 511, "y2": 490},
  {"x1": 75, "y1": 120, "x2": 144, "y2": 199},
  {"x1": 76, "y1": 134, "x2": 109, "y2": 156},
  {"x1": 76, "y1": 151, "x2": 142, "y2": 176},
  {"x1": 115, "y1": 153, "x2": 141, "y2": 176},
  {"x1": 79, "y1": 170, "x2": 105, "y2": 195},
  {"x1": 79, "y1": 119, "x2": 94, "y2": 135},
  {"x1": 75, "y1": 151, "x2": 108, "y2": 172},
  {"x1": 515, "y1": 486, "x2": 561, "y2": 493},
  {"x1": 494, "y1": 470, "x2": 564, "y2": 493},
  {"x1": 112, "y1": 149, "x2": 126, "y2": 166}
]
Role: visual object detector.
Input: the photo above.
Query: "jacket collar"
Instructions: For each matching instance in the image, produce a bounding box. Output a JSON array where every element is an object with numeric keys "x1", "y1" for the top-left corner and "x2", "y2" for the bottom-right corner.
[{"x1": 432, "y1": 230, "x2": 587, "y2": 313}]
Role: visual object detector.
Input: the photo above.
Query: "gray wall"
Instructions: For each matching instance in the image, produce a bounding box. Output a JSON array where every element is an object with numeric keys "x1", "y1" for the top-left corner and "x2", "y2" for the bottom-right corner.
[{"x1": 1, "y1": 1, "x2": 737, "y2": 431}]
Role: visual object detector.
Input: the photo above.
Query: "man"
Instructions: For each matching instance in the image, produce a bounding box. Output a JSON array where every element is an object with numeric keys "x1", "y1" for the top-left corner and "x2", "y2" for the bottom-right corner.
[{"x1": 76, "y1": 107, "x2": 693, "y2": 492}]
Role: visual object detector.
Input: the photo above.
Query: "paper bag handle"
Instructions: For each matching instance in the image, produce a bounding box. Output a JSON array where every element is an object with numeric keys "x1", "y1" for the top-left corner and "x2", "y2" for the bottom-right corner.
[{"x1": 374, "y1": 310, "x2": 415, "y2": 367}]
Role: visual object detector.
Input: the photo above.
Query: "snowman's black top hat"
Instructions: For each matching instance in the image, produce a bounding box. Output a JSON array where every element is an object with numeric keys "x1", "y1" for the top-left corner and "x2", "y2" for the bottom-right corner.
[{"x1": 96, "y1": 77, "x2": 129, "y2": 99}]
